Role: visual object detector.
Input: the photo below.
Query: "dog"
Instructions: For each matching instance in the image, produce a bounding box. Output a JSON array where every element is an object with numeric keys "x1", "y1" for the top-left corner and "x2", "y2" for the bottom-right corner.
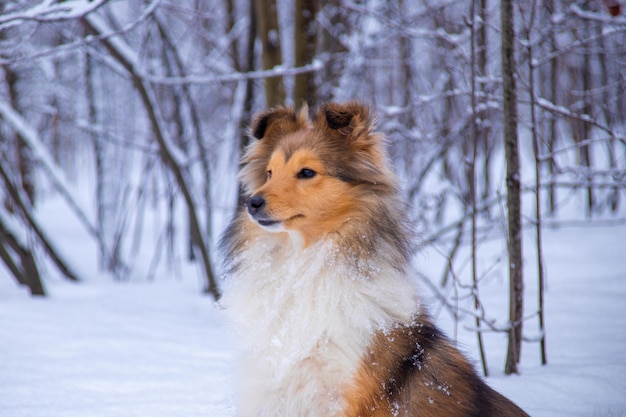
[{"x1": 220, "y1": 102, "x2": 529, "y2": 417}]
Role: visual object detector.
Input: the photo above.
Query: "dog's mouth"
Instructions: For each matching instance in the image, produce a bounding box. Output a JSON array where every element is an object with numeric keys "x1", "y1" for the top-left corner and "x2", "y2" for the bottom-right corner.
[
  {"x1": 258, "y1": 219, "x2": 281, "y2": 227},
  {"x1": 252, "y1": 214, "x2": 304, "y2": 230}
]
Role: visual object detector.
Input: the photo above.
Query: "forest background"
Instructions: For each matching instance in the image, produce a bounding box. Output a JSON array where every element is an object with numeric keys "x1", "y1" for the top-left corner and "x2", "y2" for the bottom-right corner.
[{"x1": 1, "y1": 0, "x2": 625, "y2": 380}]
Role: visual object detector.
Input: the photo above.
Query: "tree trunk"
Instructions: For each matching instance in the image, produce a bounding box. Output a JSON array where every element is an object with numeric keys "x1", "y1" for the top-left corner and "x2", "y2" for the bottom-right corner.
[
  {"x1": 597, "y1": 23, "x2": 619, "y2": 211},
  {"x1": 0, "y1": 162, "x2": 80, "y2": 282},
  {"x1": 294, "y1": 0, "x2": 319, "y2": 106},
  {"x1": 477, "y1": 0, "x2": 492, "y2": 216},
  {"x1": 154, "y1": 13, "x2": 216, "y2": 263},
  {"x1": 501, "y1": 0, "x2": 524, "y2": 375},
  {"x1": 254, "y1": 0, "x2": 285, "y2": 107},
  {"x1": 4, "y1": 66, "x2": 36, "y2": 207},
  {"x1": 82, "y1": 15, "x2": 221, "y2": 300},
  {"x1": 224, "y1": 0, "x2": 240, "y2": 73},
  {"x1": 469, "y1": 0, "x2": 488, "y2": 377},
  {"x1": 237, "y1": 0, "x2": 257, "y2": 206},
  {"x1": 317, "y1": 0, "x2": 348, "y2": 103},
  {"x1": 524, "y1": 3, "x2": 548, "y2": 367},
  {"x1": 545, "y1": 0, "x2": 558, "y2": 215},
  {"x1": 85, "y1": 51, "x2": 109, "y2": 271},
  {"x1": 0, "y1": 218, "x2": 45, "y2": 296},
  {"x1": 579, "y1": 19, "x2": 594, "y2": 217}
]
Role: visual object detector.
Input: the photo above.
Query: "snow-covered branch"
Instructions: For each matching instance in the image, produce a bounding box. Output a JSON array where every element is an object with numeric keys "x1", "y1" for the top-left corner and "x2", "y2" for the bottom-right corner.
[
  {"x1": 343, "y1": 2, "x2": 470, "y2": 46},
  {"x1": 0, "y1": 100, "x2": 99, "y2": 240},
  {"x1": 0, "y1": 162, "x2": 80, "y2": 282},
  {"x1": 142, "y1": 60, "x2": 325, "y2": 86},
  {"x1": 0, "y1": 0, "x2": 108, "y2": 30},
  {"x1": 531, "y1": 18, "x2": 626, "y2": 68},
  {"x1": 0, "y1": 0, "x2": 161, "y2": 66},
  {"x1": 82, "y1": 11, "x2": 221, "y2": 299},
  {"x1": 535, "y1": 97, "x2": 625, "y2": 141},
  {"x1": 536, "y1": 136, "x2": 626, "y2": 162},
  {"x1": 569, "y1": 4, "x2": 626, "y2": 25},
  {"x1": 526, "y1": 180, "x2": 626, "y2": 190},
  {"x1": 418, "y1": 270, "x2": 542, "y2": 336},
  {"x1": 0, "y1": 99, "x2": 129, "y2": 278}
]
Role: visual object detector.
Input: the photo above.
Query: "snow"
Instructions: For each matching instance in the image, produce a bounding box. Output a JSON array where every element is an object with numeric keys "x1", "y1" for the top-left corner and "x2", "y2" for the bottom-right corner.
[
  {"x1": 142, "y1": 60, "x2": 325, "y2": 86},
  {"x1": 436, "y1": 224, "x2": 626, "y2": 417},
  {"x1": 0, "y1": 0, "x2": 108, "y2": 30},
  {"x1": 0, "y1": 100, "x2": 98, "y2": 239},
  {"x1": 1, "y1": 203, "x2": 626, "y2": 416},
  {"x1": 0, "y1": 281, "x2": 235, "y2": 417}
]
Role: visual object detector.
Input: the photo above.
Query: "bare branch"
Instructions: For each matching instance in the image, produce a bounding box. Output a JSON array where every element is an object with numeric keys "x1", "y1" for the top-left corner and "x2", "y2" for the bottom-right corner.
[
  {"x1": 140, "y1": 60, "x2": 325, "y2": 86},
  {"x1": 0, "y1": 0, "x2": 161, "y2": 66},
  {"x1": 0, "y1": 0, "x2": 109, "y2": 30},
  {"x1": 82, "y1": 11, "x2": 221, "y2": 299},
  {"x1": 0, "y1": 101, "x2": 99, "y2": 239},
  {"x1": 535, "y1": 97, "x2": 625, "y2": 141}
]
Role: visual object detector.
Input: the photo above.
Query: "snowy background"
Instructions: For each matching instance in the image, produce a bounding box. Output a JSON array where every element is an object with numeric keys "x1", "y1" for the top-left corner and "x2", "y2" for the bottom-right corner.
[
  {"x1": 2, "y1": 1, "x2": 626, "y2": 416},
  {"x1": 1, "y1": 191, "x2": 625, "y2": 417}
]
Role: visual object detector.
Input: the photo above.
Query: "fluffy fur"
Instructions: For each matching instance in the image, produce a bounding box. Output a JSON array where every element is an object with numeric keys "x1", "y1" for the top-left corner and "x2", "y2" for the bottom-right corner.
[{"x1": 220, "y1": 102, "x2": 529, "y2": 417}]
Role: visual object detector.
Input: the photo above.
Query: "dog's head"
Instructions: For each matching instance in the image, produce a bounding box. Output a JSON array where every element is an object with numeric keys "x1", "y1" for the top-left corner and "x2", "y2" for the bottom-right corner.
[{"x1": 239, "y1": 102, "x2": 396, "y2": 246}]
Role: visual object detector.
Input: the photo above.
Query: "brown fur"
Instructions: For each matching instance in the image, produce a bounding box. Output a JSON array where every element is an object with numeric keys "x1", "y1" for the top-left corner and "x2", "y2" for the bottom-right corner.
[
  {"x1": 223, "y1": 101, "x2": 411, "y2": 272},
  {"x1": 221, "y1": 102, "x2": 529, "y2": 417},
  {"x1": 343, "y1": 313, "x2": 530, "y2": 417}
]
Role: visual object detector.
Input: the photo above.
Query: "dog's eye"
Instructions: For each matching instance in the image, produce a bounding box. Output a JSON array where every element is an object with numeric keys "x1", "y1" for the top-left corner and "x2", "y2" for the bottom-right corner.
[
  {"x1": 267, "y1": 170, "x2": 272, "y2": 180},
  {"x1": 297, "y1": 168, "x2": 316, "y2": 179}
]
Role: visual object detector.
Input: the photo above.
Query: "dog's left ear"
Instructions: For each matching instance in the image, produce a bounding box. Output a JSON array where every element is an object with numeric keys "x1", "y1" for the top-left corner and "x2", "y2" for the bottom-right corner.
[
  {"x1": 315, "y1": 101, "x2": 378, "y2": 144},
  {"x1": 314, "y1": 102, "x2": 394, "y2": 187},
  {"x1": 250, "y1": 106, "x2": 308, "y2": 141}
]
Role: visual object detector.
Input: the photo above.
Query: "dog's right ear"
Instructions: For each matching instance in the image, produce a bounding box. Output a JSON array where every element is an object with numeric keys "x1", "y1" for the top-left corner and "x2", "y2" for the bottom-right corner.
[
  {"x1": 250, "y1": 107, "x2": 308, "y2": 141},
  {"x1": 315, "y1": 101, "x2": 378, "y2": 146},
  {"x1": 240, "y1": 107, "x2": 309, "y2": 195}
]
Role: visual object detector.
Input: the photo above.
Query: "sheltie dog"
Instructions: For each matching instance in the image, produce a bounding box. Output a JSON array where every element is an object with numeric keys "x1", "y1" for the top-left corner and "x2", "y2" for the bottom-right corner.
[{"x1": 220, "y1": 102, "x2": 529, "y2": 417}]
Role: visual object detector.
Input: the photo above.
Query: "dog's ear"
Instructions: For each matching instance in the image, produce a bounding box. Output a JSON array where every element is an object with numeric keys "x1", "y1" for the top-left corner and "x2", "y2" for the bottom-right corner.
[
  {"x1": 240, "y1": 106, "x2": 309, "y2": 195},
  {"x1": 316, "y1": 101, "x2": 378, "y2": 144},
  {"x1": 313, "y1": 102, "x2": 395, "y2": 187},
  {"x1": 250, "y1": 107, "x2": 308, "y2": 141}
]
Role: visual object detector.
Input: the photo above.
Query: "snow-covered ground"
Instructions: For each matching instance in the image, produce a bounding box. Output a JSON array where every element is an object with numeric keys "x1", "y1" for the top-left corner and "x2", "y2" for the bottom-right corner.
[
  {"x1": 1, "y1": 209, "x2": 625, "y2": 416},
  {"x1": 0, "y1": 280, "x2": 235, "y2": 417}
]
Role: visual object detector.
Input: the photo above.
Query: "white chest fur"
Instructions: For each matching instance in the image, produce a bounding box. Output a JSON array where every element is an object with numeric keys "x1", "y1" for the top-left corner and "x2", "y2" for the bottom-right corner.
[{"x1": 222, "y1": 237, "x2": 420, "y2": 417}]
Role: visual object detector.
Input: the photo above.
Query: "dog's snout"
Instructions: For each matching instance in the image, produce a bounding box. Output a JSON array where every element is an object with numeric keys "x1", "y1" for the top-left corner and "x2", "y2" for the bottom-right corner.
[{"x1": 245, "y1": 195, "x2": 266, "y2": 215}]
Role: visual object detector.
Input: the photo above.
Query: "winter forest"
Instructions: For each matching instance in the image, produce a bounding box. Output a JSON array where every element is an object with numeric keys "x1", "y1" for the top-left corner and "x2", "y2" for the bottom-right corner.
[{"x1": 1, "y1": 0, "x2": 626, "y2": 415}]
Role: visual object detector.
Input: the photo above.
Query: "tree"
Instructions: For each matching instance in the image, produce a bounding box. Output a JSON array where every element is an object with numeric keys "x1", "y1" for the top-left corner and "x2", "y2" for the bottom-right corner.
[
  {"x1": 501, "y1": 0, "x2": 524, "y2": 375},
  {"x1": 1, "y1": 4, "x2": 625, "y2": 380},
  {"x1": 469, "y1": 0, "x2": 489, "y2": 377},
  {"x1": 317, "y1": 0, "x2": 348, "y2": 103},
  {"x1": 0, "y1": 218, "x2": 44, "y2": 296},
  {"x1": 294, "y1": 0, "x2": 319, "y2": 106},
  {"x1": 254, "y1": 0, "x2": 286, "y2": 107},
  {"x1": 82, "y1": 12, "x2": 221, "y2": 300}
]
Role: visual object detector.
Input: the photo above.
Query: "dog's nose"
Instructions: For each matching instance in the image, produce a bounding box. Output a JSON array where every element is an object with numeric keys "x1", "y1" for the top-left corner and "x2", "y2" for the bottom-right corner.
[{"x1": 245, "y1": 195, "x2": 265, "y2": 215}]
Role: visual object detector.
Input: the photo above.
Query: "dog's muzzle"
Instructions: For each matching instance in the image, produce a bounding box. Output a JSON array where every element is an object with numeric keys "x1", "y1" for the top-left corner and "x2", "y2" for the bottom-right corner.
[
  {"x1": 245, "y1": 195, "x2": 280, "y2": 227},
  {"x1": 245, "y1": 195, "x2": 265, "y2": 216}
]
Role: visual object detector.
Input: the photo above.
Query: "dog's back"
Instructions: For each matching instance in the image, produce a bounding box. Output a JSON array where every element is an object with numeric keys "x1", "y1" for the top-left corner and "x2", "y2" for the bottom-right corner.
[{"x1": 343, "y1": 313, "x2": 528, "y2": 417}]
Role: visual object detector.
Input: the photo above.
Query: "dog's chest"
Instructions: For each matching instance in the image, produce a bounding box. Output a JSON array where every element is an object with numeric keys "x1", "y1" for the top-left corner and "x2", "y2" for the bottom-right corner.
[
  {"x1": 222, "y1": 239, "x2": 419, "y2": 416},
  {"x1": 225, "y1": 241, "x2": 371, "y2": 363}
]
